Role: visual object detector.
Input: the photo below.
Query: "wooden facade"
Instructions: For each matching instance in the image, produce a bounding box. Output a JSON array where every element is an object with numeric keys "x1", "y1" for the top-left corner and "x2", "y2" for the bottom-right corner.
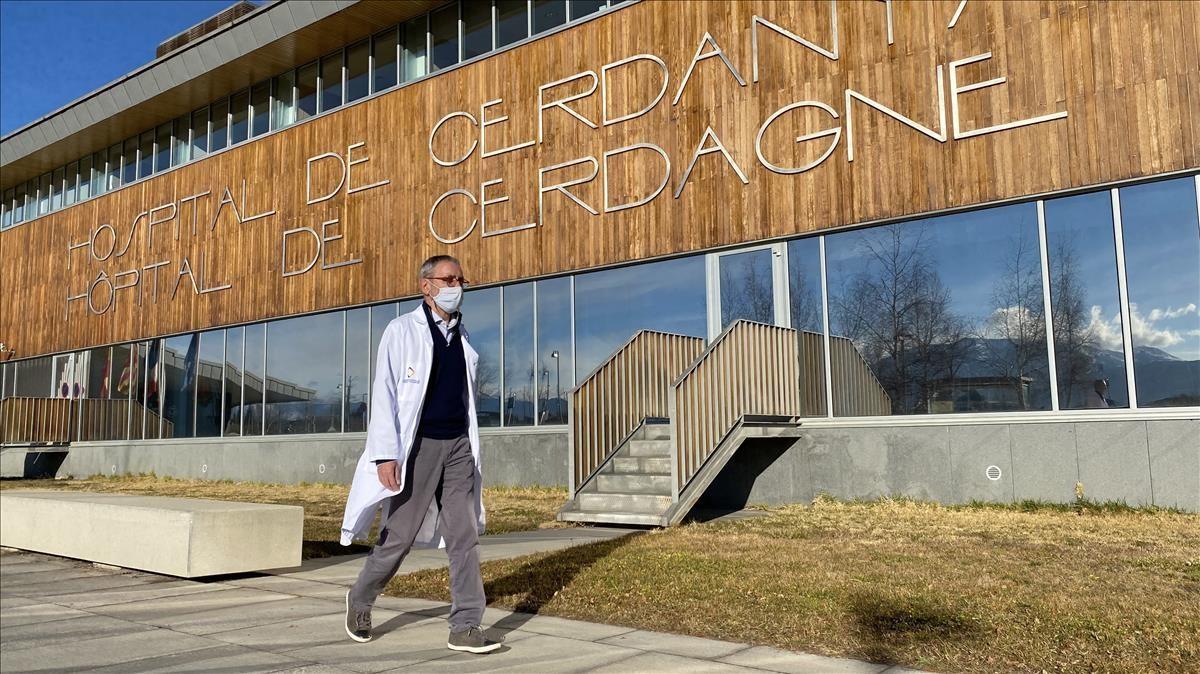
[{"x1": 2, "y1": 0, "x2": 1198, "y2": 359}]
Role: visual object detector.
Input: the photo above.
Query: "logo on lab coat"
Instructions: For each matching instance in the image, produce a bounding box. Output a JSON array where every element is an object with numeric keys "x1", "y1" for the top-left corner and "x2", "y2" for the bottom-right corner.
[{"x1": 402, "y1": 366, "x2": 420, "y2": 383}]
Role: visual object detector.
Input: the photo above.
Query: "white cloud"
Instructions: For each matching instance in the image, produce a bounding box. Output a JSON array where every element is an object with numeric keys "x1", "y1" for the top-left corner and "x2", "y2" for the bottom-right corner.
[
  {"x1": 1147, "y1": 304, "x2": 1197, "y2": 321},
  {"x1": 1087, "y1": 306, "x2": 1124, "y2": 351}
]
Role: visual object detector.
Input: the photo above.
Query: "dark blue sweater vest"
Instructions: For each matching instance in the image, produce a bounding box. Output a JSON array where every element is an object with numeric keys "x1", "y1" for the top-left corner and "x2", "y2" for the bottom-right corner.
[{"x1": 417, "y1": 303, "x2": 469, "y2": 440}]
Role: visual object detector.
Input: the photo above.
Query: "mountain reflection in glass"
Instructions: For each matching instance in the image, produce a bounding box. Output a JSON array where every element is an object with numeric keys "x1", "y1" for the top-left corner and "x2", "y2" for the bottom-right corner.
[
  {"x1": 826, "y1": 204, "x2": 1051, "y2": 415},
  {"x1": 1044, "y1": 193, "x2": 1128, "y2": 408}
]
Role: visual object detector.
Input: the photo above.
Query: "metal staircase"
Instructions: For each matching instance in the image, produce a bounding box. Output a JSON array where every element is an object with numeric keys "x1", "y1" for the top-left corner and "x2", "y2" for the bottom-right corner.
[{"x1": 557, "y1": 320, "x2": 805, "y2": 527}]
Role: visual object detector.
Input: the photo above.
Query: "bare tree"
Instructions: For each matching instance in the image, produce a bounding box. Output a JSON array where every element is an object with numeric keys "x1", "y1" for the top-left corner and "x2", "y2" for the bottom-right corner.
[
  {"x1": 1049, "y1": 239, "x2": 1098, "y2": 407},
  {"x1": 983, "y1": 233, "x2": 1048, "y2": 410},
  {"x1": 721, "y1": 259, "x2": 775, "y2": 325}
]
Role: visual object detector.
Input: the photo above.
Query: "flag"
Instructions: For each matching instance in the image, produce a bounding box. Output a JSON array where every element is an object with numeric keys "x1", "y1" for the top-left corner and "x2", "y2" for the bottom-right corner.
[
  {"x1": 146, "y1": 341, "x2": 161, "y2": 405},
  {"x1": 100, "y1": 350, "x2": 111, "y2": 399},
  {"x1": 117, "y1": 348, "x2": 135, "y2": 396}
]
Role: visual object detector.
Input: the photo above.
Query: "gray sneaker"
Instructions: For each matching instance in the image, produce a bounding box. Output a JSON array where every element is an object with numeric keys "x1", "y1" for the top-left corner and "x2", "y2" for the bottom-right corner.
[
  {"x1": 447, "y1": 625, "x2": 502, "y2": 653},
  {"x1": 344, "y1": 591, "x2": 372, "y2": 643}
]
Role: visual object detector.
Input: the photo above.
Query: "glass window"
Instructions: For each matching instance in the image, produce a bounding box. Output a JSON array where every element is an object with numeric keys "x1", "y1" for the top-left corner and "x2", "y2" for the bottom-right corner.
[
  {"x1": 574, "y1": 255, "x2": 707, "y2": 379},
  {"x1": 109, "y1": 143, "x2": 125, "y2": 189},
  {"x1": 154, "y1": 122, "x2": 172, "y2": 173},
  {"x1": 1044, "y1": 193, "x2": 1128, "y2": 409},
  {"x1": 320, "y1": 50, "x2": 343, "y2": 113},
  {"x1": 210, "y1": 99, "x2": 229, "y2": 152},
  {"x1": 402, "y1": 16, "x2": 428, "y2": 81},
  {"x1": 13, "y1": 183, "x2": 26, "y2": 224},
  {"x1": 38, "y1": 172, "x2": 51, "y2": 214},
  {"x1": 12, "y1": 355, "x2": 52, "y2": 396},
  {"x1": 121, "y1": 138, "x2": 136, "y2": 185},
  {"x1": 496, "y1": 0, "x2": 529, "y2": 47},
  {"x1": 2, "y1": 188, "x2": 12, "y2": 229},
  {"x1": 137, "y1": 342, "x2": 160, "y2": 439},
  {"x1": 503, "y1": 284, "x2": 535, "y2": 426},
  {"x1": 171, "y1": 115, "x2": 190, "y2": 166},
  {"x1": 26, "y1": 178, "x2": 39, "y2": 219},
  {"x1": 570, "y1": 0, "x2": 607, "y2": 20},
  {"x1": 92, "y1": 151, "x2": 107, "y2": 196},
  {"x1": 272, "y1": 70, "x2": 296, "y2": 129},
  {"x1": 346, "y1": 40, "x2": 369, "y2": 103},
  {"x1": 465, "y1": 287, "x2": 502, "y2": 427},
  {"x1": 191, "y1": 107, "x2": 209, "y2": 159},
  {"x1": 463, "y1": 0, "x2": 492, "y2": 60},
  {"x1": 533, "y1": 0, "x2": 567, "y2": 33},
  {"x1": 244, "y1": 324, "x2": 265, "y2": 435},
  {"x1": 195, "y1": 330, "x2": 224, "y2": 438},
  {"x1": 224, "y1": 327, "x2": 244, "y2": 437},
  {"x1": 826, "y1": 204, "x2": 1051, "y2": 416},
  {"x1": 788, "y1": 237, "x2": 827, "y2": 417},
  {"x1": 230, "y1": 89, "x2": 249, "y2": 144},
  {"x1": 79, "y1": 154, "x2": 93, "y2": 201},
  {"x1": 51, "y1": 167, "x2": 64, "y2": 210},
  {"x1": 1118, "y1": 177, "x2": 1200, "y2": 407},
  {"x1": 250, "y1": 81, "x2": 270, "y2": 137},
  {"x1": 346, "y1": 308, "x2": 370, "y2": 432},
  {"x1": 266, "y1": 312, "x2": 344, "y2": 434},
  {"x1": 369, "y1": 302, "x2": 399, "y2": 421},
  {"x1": 162, "y1": 334, "x2": 197, "y2": 438},
  {"x1": 536, "y1": 277, "x2": 573, "y2": 424},
  {"x1": 296, "y1": 62, "x2": 318, "y2": 120},
  {"x1": 137, "y1": 130, "x2": 154, "y2": 179},
  {"x1": 719, "y1": 248, "x2": 775, "y2": 328},
  {"x1": 64, "y1": 161, "x2": 79, "y2": 206},
  {"x1": 430, "y1": 4, "x2": 459, "y2": 71},
  {"x1": 372, "y1": 28, "x2": 398, "y2": 92}
]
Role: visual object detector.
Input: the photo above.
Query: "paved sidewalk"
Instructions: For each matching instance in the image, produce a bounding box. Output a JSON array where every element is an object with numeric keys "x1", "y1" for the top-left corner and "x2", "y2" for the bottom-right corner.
[{"x1": 1, "y1": 531, "x2": 930, "y2": 673}]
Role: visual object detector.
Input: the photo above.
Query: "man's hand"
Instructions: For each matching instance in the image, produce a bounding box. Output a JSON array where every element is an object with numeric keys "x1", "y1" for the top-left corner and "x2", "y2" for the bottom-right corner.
[{"x1": 376, "y1": 459, "x2": 401, "y2": 491}]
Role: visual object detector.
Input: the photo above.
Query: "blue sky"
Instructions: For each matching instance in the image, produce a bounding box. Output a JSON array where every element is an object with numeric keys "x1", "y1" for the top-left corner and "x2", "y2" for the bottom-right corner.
[{"x1": 0, "y1": 0, "x2": 240, "y2": 136}]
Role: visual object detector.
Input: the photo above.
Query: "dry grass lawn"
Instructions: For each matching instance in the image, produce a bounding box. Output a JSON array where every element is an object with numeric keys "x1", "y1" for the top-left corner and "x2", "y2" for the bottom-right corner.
[
  {"x1": 0, "y1": 476, "x2": 570, "y2": 558},
  {"x1": 384, "y1": 497, "x2": 1199, "y2": 674}
]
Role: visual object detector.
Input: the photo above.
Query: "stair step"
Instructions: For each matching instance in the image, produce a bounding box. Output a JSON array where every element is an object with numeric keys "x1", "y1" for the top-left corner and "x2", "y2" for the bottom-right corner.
[
  {"x1": 627, "y1": 439, "x2": 671, "y2": 457},
  {"x1": 558, "y1": 510, "x2": 664, "y2": 526},
  {"x1": 612, "y1": 457, "x2": 671, "y2": 474},
  {"x1": 596, "y1": 473, "x2": 672, "y2": 495},
  {"x1": 577, "y1": 493, "x2": 672, "y2": 514},
  {"x1": 641, "y1": 424, "x2": 671, "y2": 441}
]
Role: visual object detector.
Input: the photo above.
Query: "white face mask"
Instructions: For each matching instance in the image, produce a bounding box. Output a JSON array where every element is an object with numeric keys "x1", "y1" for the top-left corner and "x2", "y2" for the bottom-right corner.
[{"x1": 432, "y1": 284, "x2": 463, "y2": 314}]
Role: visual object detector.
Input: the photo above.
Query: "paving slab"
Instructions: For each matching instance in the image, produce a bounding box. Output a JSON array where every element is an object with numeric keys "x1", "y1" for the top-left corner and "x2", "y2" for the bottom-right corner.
[
  {"x1": 589, "y1": 651, "x2": 770, "y2": 673},
  {"x1": 222, "y1": 574, "x2": 354, "y2": 601},
  {"x1": 598, "y1": 628, "x2": 752, "y2": 659},
  {"x1": 722, "y1": 645, "x2": 890, "y2": 673},
  {"x1": 208, "y1": 608, "x2": 415, "y2": 652},
  {"x1": 87, "y1": 586, "x2": 291, "y2": 622},
  {"x1": 139, "y1": 596, "x2": 341, "y2": 636},
  {"x1": 1, "y1": 612, "x2": 158, "y2": 652},
  {"x1": 0, "y1": 600, "x2": 93, "y2": 628},
  {"x1": 45, "y1": 578, "x2": 223, "y2": 609},
  {"x1": 4, "y1": 570, "x2": 163, "y2": 598},
  {"x1": 386, "y1": 633, "x2": 640, "y2": 673},
  {"x1": 484, "y1": 611, "x2": 637, "y2": 642},
  {"x1": 0, "y1": 626, "x2": 217, "y2": 673},
  {"x1": 281, "y1": 619, "x2": 512, "y2": 673},
  {"x1": 87, "y1": 643, "x2": 315, "y2": 674}
]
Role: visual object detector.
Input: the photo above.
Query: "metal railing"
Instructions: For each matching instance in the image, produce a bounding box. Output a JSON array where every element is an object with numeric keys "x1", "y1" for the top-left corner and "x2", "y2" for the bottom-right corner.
[
  {"x1": 670, "y1": 320, "x2": 801, "y2": 492},
  {"x1": 0, "y1": 397, "x2": 173, "y2": 445},
  {"x1": 568, "y1": 330, "x2": 705, "y2": 495}
]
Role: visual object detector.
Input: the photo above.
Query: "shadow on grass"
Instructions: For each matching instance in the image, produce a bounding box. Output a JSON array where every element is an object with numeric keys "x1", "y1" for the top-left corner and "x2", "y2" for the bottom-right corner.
[
  {"x1": 485, "y1": 531, "x2": 644, "y2": 638},
  {"x1": 848, "y1": 592, "x2": 980, "y2": 666}
]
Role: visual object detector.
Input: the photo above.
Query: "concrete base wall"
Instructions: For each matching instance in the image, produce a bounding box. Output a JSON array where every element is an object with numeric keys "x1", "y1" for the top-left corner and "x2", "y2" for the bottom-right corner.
[
  {"x1": 0, "y1": 430, "x2": 568, "y2": 488},
  {"x1": 3, "y1": 419, "x2": 1195, "y2": 511},
  {"x1": 698, "y1": 418, "x2": 1199, "y2": 512}
]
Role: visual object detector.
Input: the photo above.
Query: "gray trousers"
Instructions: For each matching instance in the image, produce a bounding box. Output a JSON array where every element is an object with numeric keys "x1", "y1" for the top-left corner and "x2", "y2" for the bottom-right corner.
[{"x1": 348, "y1": 435, "x2": 485, "y2": 631}]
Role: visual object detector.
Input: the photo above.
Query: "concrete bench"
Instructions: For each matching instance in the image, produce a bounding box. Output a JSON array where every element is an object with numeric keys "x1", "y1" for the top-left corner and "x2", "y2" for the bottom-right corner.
[{"x1": 0, "y1": 491, "x2": 303, "y2": 577}]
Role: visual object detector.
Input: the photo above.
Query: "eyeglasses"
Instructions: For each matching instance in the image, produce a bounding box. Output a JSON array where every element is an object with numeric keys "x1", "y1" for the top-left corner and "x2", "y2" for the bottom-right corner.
[{"x1": 425, "y1": 275, "x2": 470, "y2": 287}]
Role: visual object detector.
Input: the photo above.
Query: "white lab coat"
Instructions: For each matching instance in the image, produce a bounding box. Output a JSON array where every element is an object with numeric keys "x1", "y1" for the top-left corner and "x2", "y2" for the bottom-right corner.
[{"x1": 339, "y1": 303, "x2": 485, "y2": 547}]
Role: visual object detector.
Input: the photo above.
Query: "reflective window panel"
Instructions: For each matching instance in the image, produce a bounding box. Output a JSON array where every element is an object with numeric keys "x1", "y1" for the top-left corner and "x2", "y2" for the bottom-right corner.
[
  {"x1": 251, "y1": 81, "x2": 270, "y2": 137},
  {"x1": 51, "y1": 166, "x2": 64, "y2": 210},
  {"x1": 273, "y1": 70, "x2": 296, "y2": 129},
  {"x1": 533, "y1": 0, "x2": 567, "y2": 33},
  {"x1": 230, "y1": 89, "x2": 249, "y2": 144},
  {"x1": 430, "y1": 4, "x2": 459, "y2": 71},
  {"x1": 38, "y1": 172, "x2": 51, "y2": 214},
  {"x1": 346, "y1": 40, "x2": 370, "y2": 103},
  {"x1": 296, "y1": 62, "x2": 318, "y2": 121},
  {"x1": 719, "y1": 248, "x2": 775, "y2": 329},
  {"x1": 570, "y1": 0, "x2": 607, "y2": 20},
  {"x1": 346, "y1": 308, "x2": 370, "y2": 432},
  {"x1": 826, "y1": 203, "x2": 1051, "y2": 415},
  {"x1": 79, "y1": 154, "x2": 93, "y2": 200},
  {"x1": 369, "y1": 302, "x2": 399, "y2": 420},
  {"x1": 172, "y1": 116, "x2": 190, "y2": 166},
  {"x1": 65, "y1": 161, "x2": 79, "y2": 206},
  {"x1": 787, "y1": 237, "x2": 827, "y2": 416},
  {"x1": 1044, "y1": 192, "x2": 1128, "y2": 408},
  {"x1": 402, "y1": 16, "x2": 428, "y2": 81},
  {"x1": 372, "y1": 28, "x2": 399, "y2": 92},
  {"x1": 137, "y1": 130, "x2": 153, "y2": 179},
  {"x1": 503, "y1": 284, "x2": 536, "y2": 426},
  {"x1": 244, "y1": 324, "x2": 265, "y2": 435},
  {"x1": 162, "y1": 334, "x2": 197, "y2": 438},
  {"x1": 224, "y1": 327, "x2": 244, "y2": 437},
  {"x1": 191, "y1": 107, "x2": 209, "y2": 159},
  {"x1": 266, "y1": 312, "x2": 344, "y2": 434},
  {"x1": 574, "y1": 255, "x2": 707, "y2": 379},
  {"x1": 320, "y1": 51, "x2": 343, "y2": 113},
  {"x1": 210, "y1": 99, "x2": 229, "y2": 152},
  {"x1": 536, "y1": 277, "x2": 573, "y2": 424},
  {"x1": 463, "y1": 0, "x2": 492, "y2": 60},
  {"x1": 196, "y1": 330, "x2": 224, "y2": 438},
  {"x1": 1119, "y1": 177, "x2": 1200, "y2": 407},
  {"x1": 154, "y1": 122, "x2": 172, "y2": 173},
  {"x1": 465, "y1": 287, "x2": 502, "y2": 427},
  {"x1": 496, "y1": 0, "x2": 528, "y2": 48}
]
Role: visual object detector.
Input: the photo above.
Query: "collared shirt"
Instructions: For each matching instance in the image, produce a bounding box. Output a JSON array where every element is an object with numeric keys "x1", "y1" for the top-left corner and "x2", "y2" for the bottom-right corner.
[{"x1": 428, "y1": 305, "x2": 459, "y2": 344}]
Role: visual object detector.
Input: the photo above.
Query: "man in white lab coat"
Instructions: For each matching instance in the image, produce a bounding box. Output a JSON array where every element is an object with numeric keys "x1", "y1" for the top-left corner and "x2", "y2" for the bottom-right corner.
[{"x1": 339, "y1": 255, "x2": 499, "y2": 654}]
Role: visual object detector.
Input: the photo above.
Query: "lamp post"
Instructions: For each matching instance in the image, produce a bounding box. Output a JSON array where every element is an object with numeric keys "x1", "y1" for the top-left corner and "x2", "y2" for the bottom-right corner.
[{"x1": 550, "y1": 350, "x2": 560, "y2": 421}]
